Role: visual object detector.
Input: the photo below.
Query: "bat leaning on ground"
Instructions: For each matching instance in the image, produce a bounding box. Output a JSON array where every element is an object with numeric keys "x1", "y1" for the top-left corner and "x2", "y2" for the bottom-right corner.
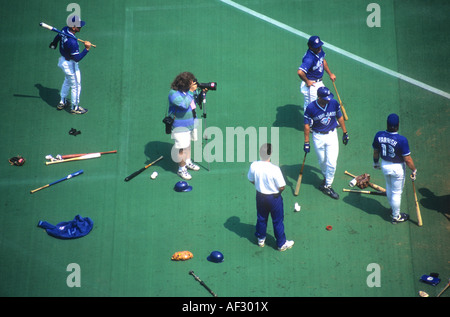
[
  {"x1": 189, "y1": 271, "x2": 217, "y2": 297},
  {"x1": 411, "y1": 180, "x2": 423, "y2": 227},
  {"x1": 294, "y1": 152, "x2": 307, "y2": 196},
  {"x1": 30, "y1": 170, "x2": 83, "y2": 194},
  {"x1": 332, "y1": 81, "x2": 348, "y2": 121},
  {"x1": 45, "y1": 153, "x2": 101, "y2": 165},
  {"x1": 344, "y1": 170, "x2": 386, "y2": 193},
  {"x1": 343, "y1": 188, "x2": 386, "y2": 196},
  {"x1": 437, "y1": 279, "x2": 450, "y2": 297},
  {"x1": 39, "y1": 22, "x2": 96, "y2": 48},
  {"x1": 124, "y1": 156, "x2": 163, "y2": 182}
]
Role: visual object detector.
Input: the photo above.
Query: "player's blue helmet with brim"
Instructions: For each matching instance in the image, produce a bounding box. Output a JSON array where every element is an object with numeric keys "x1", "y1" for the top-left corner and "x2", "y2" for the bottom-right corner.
[
  {"x1": 174, "y1": 181, "x2": 192, "y2": 192},
  {"x1": 308, "y1": 35, "x2": 323, "y2": 48},
  {"x1": 317, "y1": 87, "x2": 334, "y2": 101},
  {"x1": 68, "y1": 15, "x2": 86, "y2": 28},
  {"x1": 387, "y1": 113, "x2": 399, "y2": 128}
]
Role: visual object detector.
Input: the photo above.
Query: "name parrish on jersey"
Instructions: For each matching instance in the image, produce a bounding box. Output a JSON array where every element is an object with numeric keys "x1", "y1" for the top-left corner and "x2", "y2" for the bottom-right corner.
[{"x1": 372, "y1": 131, "x2": 411, "y2": 164}]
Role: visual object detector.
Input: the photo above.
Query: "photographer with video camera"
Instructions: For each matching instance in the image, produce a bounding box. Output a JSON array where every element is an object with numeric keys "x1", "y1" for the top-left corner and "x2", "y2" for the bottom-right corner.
[{"x1": 167, "y1": 71, "x2": 208, "y2": 180}]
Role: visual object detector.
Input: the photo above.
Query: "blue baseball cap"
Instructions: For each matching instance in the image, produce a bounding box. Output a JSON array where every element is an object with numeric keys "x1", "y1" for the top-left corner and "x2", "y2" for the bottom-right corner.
[
  {"x1": 387, "y1": 113, "x2": 399, "y2": 127},
  {"x1": 308, "y1": 36, "x2": 323, "y2": 48},
  {"x1": 317, "y1": 86, "x2": 334, "y2": 101},
  {"x1": 67, "y1": 15, "x2": 86, "y2": 27}
]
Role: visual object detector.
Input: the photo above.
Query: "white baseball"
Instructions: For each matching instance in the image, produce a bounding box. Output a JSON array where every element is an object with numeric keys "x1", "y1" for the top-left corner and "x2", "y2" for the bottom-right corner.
[{"x1": 150, "y1": 171, "x2": 158, "y2": 179}]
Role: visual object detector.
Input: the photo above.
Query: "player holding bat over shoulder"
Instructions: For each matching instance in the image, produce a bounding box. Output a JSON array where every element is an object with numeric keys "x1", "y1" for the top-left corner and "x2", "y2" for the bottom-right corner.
[
  {"x1": 372, "y1": 113, "x2": 417, "y2": 224},
  {"x1": 49, "y1": 15, "x2": 92, "y2": 114}
]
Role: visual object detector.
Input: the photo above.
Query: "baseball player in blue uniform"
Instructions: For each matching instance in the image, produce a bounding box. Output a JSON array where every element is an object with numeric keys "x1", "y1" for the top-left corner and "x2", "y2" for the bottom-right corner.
[
  {"x1": 297, "y1": 36, "x2": 336, "y2": 112},
  {"x1": 49, "y1": 16, "x2": 91, "y2": 114},
  {"x1": 248, "y1": 143, "x2": 294, "y2": 251},
  {"x1": 304, "y1": 87, "x2": 349, "y2": 199},
  {"x1": 372, "y1": 113, "x2": 417, "y2": 224}
]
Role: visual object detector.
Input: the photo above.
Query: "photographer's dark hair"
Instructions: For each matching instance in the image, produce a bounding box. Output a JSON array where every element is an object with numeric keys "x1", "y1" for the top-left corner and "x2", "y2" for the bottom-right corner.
[{"x1": 171, "y1": 72, "x2": 196, "y2": 92}]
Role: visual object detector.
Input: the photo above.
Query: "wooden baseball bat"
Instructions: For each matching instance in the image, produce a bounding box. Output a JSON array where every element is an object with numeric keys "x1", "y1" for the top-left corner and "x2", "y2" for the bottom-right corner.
[
  {"x1": 332, "y1": 81, "x2": 348, "y2": 121},
  {"x1": 31, "y1": 170, "x2": 83, "y2": 194},
  {"x1": 343, "y1": 188, "x2": 386, "y2": 196},
  {"x1": 344, "y1": 170, "x2": 386, "y2": 193},
  {"x1": 61, "y1": 150, "x2": 117, "y2": 159},
  {"x1": 124, "y1": 156, "x2": 163, "y2": 182},
  {"x1": 294, "y1": 152, "x2": 307, "y2": 196},
  {"x1": 39, "y1": 22, "x2": 96, "y2": 48},
  {"x1": 189, "y1": 270, "x2": 217, "y2": 297},
  {"x1": 437, "y1": 279, "x2": 450, "y2": 297},
  {"x1": 412, "y1": 180, "x2": 423, "y2": 227},
  {"x1": 45, "y1": 153, "x2": 101, "y2": 165}
]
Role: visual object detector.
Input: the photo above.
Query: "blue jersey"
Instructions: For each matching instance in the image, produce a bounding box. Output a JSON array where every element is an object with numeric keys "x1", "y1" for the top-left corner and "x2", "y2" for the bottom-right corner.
[
  {"x1": 298, "y1": 49, "x2": 326, "y2": 80},
  {"x1": 304, "y1": 99, "x2": 342, "y2": 133},
  {"x1": 53, "y1": 26, "x2": 89, "y2": 62},
  {"x1": 372, "y1": 131, "x2": 411, "y2": 163}
]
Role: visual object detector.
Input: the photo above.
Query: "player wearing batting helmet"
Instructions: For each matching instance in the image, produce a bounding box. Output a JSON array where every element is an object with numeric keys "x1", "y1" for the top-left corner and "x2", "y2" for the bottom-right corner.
[
  {"x1": 297, "y1": 35, "x2": 336, "y2": 112},
  {"x1": 303, "y1": 87, "x2": 349, "y2": 200},
  {"x1": 372, "y1": 113, "x2": 417, "y2": 224},
  {"x1": 49, "y1": 15, "x2": 92, "y2": 114}
]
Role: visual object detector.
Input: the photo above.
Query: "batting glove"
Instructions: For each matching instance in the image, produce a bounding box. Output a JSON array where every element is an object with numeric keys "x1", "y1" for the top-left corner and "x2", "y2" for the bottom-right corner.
[
  {"x1": 303, "y1": 142, "x2": 310, "y2": 153},
  {"x1": 342, "y1": 132, "x2": 349, "y2": 145},
  {"x1": 373, "y1": 162, "x2": 381, "y2": 170},
  {"x1": 410, "y1": 169, "x2": 417, "y2": 181},
  {"x1": 49, "y1": 42, "x2": 57, "y2": 49}
]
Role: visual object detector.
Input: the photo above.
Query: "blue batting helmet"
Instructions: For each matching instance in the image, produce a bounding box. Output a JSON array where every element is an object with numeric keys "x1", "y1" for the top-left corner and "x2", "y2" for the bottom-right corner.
[
  {"x1": 207, "y1": 251, "x2": 224, "y2": 263},
  {"x1": 174, "y1": 181, "x2": 192, "y2": 192}
]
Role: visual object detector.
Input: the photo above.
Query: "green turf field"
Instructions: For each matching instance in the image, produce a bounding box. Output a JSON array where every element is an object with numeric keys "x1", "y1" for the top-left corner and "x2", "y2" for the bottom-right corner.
[{"x1": 1, "y1": 0, "x2": 449, "y2": 298}]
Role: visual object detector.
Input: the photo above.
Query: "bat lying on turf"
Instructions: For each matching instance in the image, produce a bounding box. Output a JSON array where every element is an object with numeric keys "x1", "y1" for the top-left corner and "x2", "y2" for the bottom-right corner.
[
  {"x1": 343, "y1": 188, "x2": 386, "y2": 196},
  {"x1": 344, "y1": 170, "x2": 386, "y2": 192},
  {"x1": 45, "y1": 153, "x2": 101, "y2": 165},
  {"x1": 46, "y1": 150, "x2": 117, "y2": 161},
  {"x1": 124, "y1": 156, "x2": 163, "y2": 182},
  {"x1": 189, "y1": 270, "x2": 217, "y2": 297},
  {"x1": 30, "y1": 170, "x2": 83, "y2": 194},
  {"x1": 39, "y1": 22, "x2": 96, "y2": 47}
]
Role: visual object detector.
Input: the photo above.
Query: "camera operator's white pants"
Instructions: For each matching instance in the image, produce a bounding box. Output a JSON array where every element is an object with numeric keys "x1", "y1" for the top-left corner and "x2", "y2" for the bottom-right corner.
[
  {"x1": 381, "y1": 160, "x2": 405, "y2": 218},
  {"x1": 58, "y1": 56, "x2": 81, "y2": 109},
  {"x1": 312, "y1": 129, "x2": 339, "y2": 187},
  {"x1": 300, "y1": 80, "x2": 324, "y2": 112}
]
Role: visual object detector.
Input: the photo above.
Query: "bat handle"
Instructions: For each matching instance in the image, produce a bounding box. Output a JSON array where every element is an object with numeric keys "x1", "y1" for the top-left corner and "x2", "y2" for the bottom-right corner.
[{"x1": 30, "y1": 184, "x2": 49, "y2": 194}]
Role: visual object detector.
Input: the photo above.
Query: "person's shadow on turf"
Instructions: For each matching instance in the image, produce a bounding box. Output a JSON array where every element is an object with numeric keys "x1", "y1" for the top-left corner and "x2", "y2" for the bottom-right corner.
[
  {"x1": 144, "y1": 140, "x2": 176, "y2": 172},
  {"x1": 419, "y1": 188, "x2": 450, "y2": 221},
  {"x1": 272, "y1": 104, "x2": 304, "y2": 131},
  {"x1": 342, "y1": 195, "x2": 392, "y2": 222},
  {"x1": 224, "y1": 216, "x2": 278, "y2": 249},
  {"x1": 281, "y1": 163, "x2": 322, "y2": 195}
]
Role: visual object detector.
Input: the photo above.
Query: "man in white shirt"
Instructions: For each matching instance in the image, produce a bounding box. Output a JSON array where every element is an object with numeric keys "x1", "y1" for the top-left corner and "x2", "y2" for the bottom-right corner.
[{"x1": 248, "y1": 143, "x2": 294, "y2": 251}]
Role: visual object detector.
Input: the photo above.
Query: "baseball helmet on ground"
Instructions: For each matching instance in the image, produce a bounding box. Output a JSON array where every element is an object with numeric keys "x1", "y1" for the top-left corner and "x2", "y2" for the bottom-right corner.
[
  {"x1": 174, "y1": 181, "x2": 192, "y2": 192},
  {"x1": 207, "y1": 251, "x2": 224, "y2": 263}
]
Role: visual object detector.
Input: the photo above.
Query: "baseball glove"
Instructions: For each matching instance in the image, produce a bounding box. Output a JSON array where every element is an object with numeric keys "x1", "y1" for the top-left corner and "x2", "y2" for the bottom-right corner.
[
  {"x1": 355, "y1": 173, "x2": 371, "y2": 189},
  {"x1": 9, "y1": 156, "x2": 26, "y2": 166},
  {"x1": 171, "y1": 251, "x2": 193, "y2": 261}
]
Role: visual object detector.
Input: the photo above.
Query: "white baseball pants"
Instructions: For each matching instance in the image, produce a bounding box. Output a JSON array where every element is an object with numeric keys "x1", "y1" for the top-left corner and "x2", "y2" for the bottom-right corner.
[
  {"x1": 381, "y1": 160, "x2": 405, "y2": 218},
  {"x1": 300, "y1": 80, "x2": 325, "y2": 112},
  {"x1": 312, "y1": 129, "x2": 339, "y2": 187},
  {"x1": 58, "y1": 56, "x2": 81, "y2": 109}
]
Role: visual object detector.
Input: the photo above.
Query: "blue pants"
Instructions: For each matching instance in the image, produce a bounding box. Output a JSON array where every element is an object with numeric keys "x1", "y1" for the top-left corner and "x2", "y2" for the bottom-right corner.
[{"x1": 255, "y1": 191, "x2": 286, "y2": 248}]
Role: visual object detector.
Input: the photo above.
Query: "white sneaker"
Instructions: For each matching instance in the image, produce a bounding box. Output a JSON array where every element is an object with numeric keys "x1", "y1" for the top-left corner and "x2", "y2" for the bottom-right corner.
[
  {"x1": 278, "y1": 240, "x2": 294, "y2": 251},
  {"x1": 257, "y1": 238, "x2": 265, "y2": 247},
  {"x1": 177, "y1": 168, "x2": 192, "y2": 180},
  {"x1": 186, "y1": 162, "x2": 200, "y2": 171}
]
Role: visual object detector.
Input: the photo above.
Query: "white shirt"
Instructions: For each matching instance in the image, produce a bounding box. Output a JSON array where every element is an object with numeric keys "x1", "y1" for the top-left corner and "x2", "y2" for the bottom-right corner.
[{"x1": 248, "y1": 161, "x2": 286, "y2": 195}]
